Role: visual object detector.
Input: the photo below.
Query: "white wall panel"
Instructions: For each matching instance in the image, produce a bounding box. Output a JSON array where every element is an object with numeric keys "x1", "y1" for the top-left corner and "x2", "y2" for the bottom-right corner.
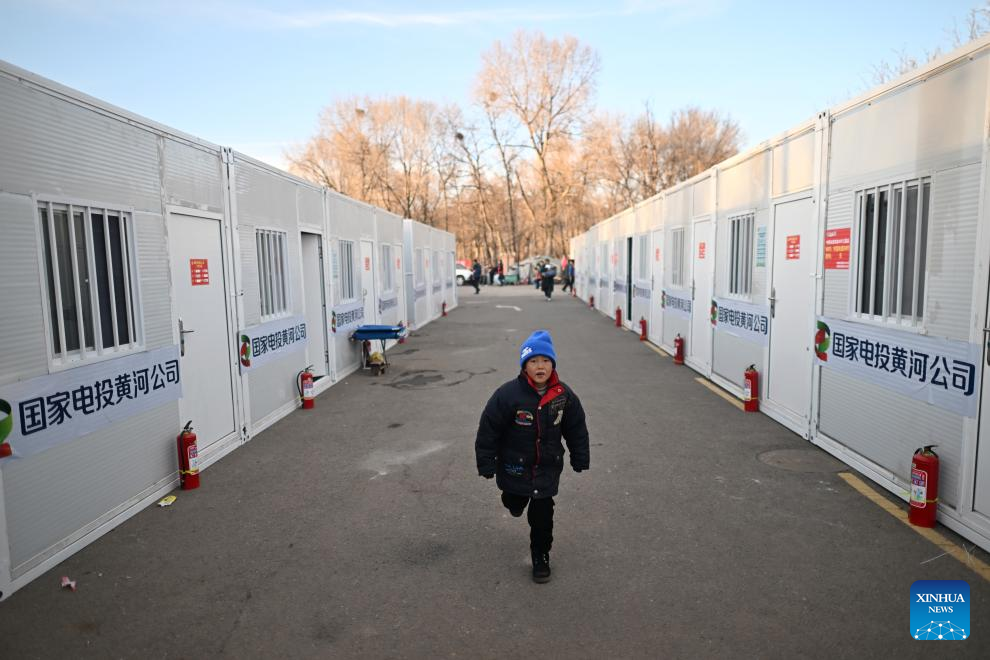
[
  {"x1": 134, "y1": 211, "x2": 174, "y2": 350},
  {"x1": 718, "y1": 152, "x2": 770, "y2": 213},
  {"x1": 0, "y1": 75, "x2": 160, "y2": 212},
  {"x1": 925, "y1": 163, "x2": 981, "y2": 341},
  {"x1": 822, "y1": 192, "x2": 855, "y2": 318},
  {"x1": 0, "y1": 194, "x2": 49, "y2": 384},
  {"x1": 819, "y1": 368, "x2": 963, "y2": 509},
  {"x1": 4, "y1": 402, "x2": 178, "y2": 574},
  {"x1": 163, "y1": 139, "x2": 223, "y2": 212},
  {"x1": 829, "y1": 56, "x2": 987, "y2": 190},
  {"x1": 772, "y1": 131, "x2": 815, "y2": 196},
  {"x1": 692, "y1": 177, "x2": 714, "y2": 216}
]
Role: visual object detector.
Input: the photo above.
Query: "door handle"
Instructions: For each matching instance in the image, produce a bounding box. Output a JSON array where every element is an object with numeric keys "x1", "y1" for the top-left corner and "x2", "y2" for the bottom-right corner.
[
  {"x1": 179, "y1": 318, "x2": 195, "y2": 357},
  {"x1": 769, "y1": 288, "x2": 776, "y2": 319}
]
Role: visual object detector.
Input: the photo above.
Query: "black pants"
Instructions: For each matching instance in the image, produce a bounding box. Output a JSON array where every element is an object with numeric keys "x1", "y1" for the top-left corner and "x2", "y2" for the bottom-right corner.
[
  {"x1": 501, "y1": 493, "x2": 554, "y2": 553},
  {"x1": 561, "y1": 277, "x2": 572, "y2": 292},
  {"x1": 472, "y1": 277, "x2": 480, "y2": 293}
]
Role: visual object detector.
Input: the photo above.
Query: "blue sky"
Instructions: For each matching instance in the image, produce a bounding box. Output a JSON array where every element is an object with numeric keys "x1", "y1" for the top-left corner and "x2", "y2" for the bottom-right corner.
[{"x1": 0, "y1": 1, "x2": 981, "y2": 168}]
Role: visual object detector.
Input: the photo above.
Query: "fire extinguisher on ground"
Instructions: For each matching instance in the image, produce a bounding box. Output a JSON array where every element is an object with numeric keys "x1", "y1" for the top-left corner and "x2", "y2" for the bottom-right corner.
[
  {"x1": 589, "y1": 295, "x2": 595, "y2": 308},
  {"x1": 743, "y1": 365, "x2": 759, "y2": 412},
  {"x1": 673, "y1": 334, "x2": 684, "y2": 365},
  {"x1": 177, "y1": 421, "x2": 200, "y2": 490},
  {"x1": 909, "y1": 445, "x2": 939, "y2": 528},
  {"x1": 298, "y1": 366, "x2": 315, "y2": 409},
  {"x1": 639, "y1": 317, "x2": 648, "y2": 341},
  {"x1": 442, "y1": 301, "x2": 447, "y2": 317},
  {"x1": 615, "y1": 307, "x2": 622, "y2": 328}
]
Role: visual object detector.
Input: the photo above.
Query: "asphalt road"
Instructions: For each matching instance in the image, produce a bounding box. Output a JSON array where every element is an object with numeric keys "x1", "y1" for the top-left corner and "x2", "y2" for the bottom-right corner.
[{"x1": 1, "y1": 285, "x2": 988, "y2": 658}]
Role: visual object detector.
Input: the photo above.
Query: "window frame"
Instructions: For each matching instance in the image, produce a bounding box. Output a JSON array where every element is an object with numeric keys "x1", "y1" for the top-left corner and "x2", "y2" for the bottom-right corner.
[
  {"x1": 728, "y1": 211, "x2": 755, "y2": 298},
  {"x1": 637, "y1": 234, "x2": 649, "y2": 281},
  {"x1": 256, "y1": 228, "x2": 291, "y2": 320},
  {"x1": 850, "y1": 176, "x2": 931, "y2": 329},
  {"x1": 380, "y1": 243, "x2": 394, "y2": 293},
  {"x1": 35, "y1": 196, "x2": 144, "y2": 370},
  {"x1": 414, "y1": 248, "x2": 425, "y2": 287},
  {"x1": 338, "y1": 239, "x2": 357, "y2": 303},
  {"x1": 670, "y1": 228, "x2": 686, "y2": 288}
]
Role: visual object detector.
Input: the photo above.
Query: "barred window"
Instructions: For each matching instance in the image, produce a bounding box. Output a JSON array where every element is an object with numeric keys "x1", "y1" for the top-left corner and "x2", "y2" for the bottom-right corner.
[
  {"x1": 380, "y1": 244, "x2": 394, "y2": 292},
  {"x1": 38, "y1": 200, "x2": 141, "y2": 363},
  {"x1": 256, "y1": 229, "x2": 289, "y2": 318},
  {"x1": 671, "y1": 228, "x2": 685, "y2": 287},
  {"x1": 339, "y1": 240, "x2": 356, "y2": 301},
  {"x1": 729, "y1": 213, "x2": 754, "y2": 296},
  {"x1": 414, "y1": 248, "x2": 425, "y2": 286},
  {"x1": 855, "y1": 178, "x2": 930, "y2": 324},
  {"x1": 637, "y1": 235, "x2": 649, "y2": 280}
]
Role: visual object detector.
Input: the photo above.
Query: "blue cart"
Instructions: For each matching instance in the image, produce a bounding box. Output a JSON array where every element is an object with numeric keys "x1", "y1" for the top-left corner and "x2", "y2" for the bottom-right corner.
[{"x1": 350, "y1": 324, "x2": 408, "y2": 375}]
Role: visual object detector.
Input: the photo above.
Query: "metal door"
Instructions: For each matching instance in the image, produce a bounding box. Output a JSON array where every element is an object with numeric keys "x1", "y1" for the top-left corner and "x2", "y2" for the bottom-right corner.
[
  {"x1": 301, "y1": 233, "x2": 329, "y2": 379},
  {"x1": 689, "y1": 217, "x2": 713, "y2": 373},
  {"x1": 649, "y1": 229, "x2": 664, "y2": 344},
  {"x1": 167, "y1": 211, "x2": 236, "y2": 450},
  {"x1": 767, "y1": 197, "x2": 814, "y2": 429},
  {"x1": 359, "y1": 240, "x2": 376, "y2": 325},
  {"x1": 625, "y1": 236, "x2": 633, "y2": 327}
]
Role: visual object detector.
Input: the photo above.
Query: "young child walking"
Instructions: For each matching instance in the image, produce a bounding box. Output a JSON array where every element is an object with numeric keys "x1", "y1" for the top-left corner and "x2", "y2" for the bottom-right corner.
[{"x1": 475, "y1": 330, "x2": 590, "y2": 583}]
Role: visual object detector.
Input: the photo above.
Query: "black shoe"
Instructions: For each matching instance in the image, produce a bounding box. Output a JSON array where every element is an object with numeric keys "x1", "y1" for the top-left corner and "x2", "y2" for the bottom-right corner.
[{"x1": 532, "y1": 552, "x2": 551, "y2": 583}]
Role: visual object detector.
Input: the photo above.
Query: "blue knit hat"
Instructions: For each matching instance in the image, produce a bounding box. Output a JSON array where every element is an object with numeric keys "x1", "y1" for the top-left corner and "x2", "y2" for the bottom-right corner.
[{"x1": 519, "y1": 330, "x2": 556, "y2": 368}]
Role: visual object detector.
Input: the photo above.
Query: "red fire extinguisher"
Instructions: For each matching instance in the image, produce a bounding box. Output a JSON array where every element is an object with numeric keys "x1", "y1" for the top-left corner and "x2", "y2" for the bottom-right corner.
[
  {"x1": 615, "y1": 307, "x2": 622, "y2": 328},
  {"x1": 743, "y1": 365, "x2": 759, "y2": 412},
  {"x1": 177, "y1": 421, "x2": 200, "y2": 490},
  {"x1": 909, "y1": 445, "x2": 940, "y2": 528},
  {"x1": 442, "y1": 301, "x2": 447, "y2": 317},
  {"x1": 298, "y1": 366, "x2": 315, "y2": 410},
  {"x1": 673, "y1": 334, "x2": 684, "y2": 365},
  {"x1": 639, "y1": 317, "x2": 648, "y2": 341},
  {"x1": 589, "y1": 295, "x2": 595, "y2": 308}
]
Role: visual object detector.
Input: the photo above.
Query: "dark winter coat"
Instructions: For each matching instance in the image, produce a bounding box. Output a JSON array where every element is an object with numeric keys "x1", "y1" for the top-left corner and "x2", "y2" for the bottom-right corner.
[{"x1": 475, "y1": 371, "x2": 590, "y2": 498}]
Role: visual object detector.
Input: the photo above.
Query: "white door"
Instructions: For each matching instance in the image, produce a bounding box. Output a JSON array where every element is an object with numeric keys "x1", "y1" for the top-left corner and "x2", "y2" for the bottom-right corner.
[
  {"x1": 767, "y1": 197, "x2": 814, "y2": 429},
  {"x1": 360, "y1": 240, "x2": 376, "y2": 325},
  {"x1": 599, "y1": 243, "x2": 609, "y2": 311},
  {"x1": 649, "y1": 229, "x2": 664, "y2": 344},
  {"x1": 689, "y1": 217, "x2": 713, "y2": 374},
  {"x1": 974, "y1": 289, "x2": 990, "y2": 517},
  {"x1": 301, "y1": 233, "x2": 329, "y2": 379},
  {"x1": 167, "y1": 211, "x2": 236, "y2": 451}
]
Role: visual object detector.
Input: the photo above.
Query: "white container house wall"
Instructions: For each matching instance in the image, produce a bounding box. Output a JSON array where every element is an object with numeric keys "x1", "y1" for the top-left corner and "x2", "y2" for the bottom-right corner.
[
  {"x1": 569, "y1": 36, "x2": 990, "y2": 552},
  {"x1": 0, "y1": 61, "x2": 238, "y2": 600},
  {"x1": 403, "y1": 219, "x2": 432, "y2": 331}
]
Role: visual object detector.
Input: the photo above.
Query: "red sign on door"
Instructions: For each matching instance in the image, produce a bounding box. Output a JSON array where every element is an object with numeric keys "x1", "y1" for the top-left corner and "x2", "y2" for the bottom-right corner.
[
  {"x1": 786, "y1": 235, "x2": 801, "y2": 260},
  {"x1": 189, "y1": 258, "x2": 209, "y2": 286},
  {"x1": 698, "y1": 242, "x2": 706, "y2": 259},
  {"x1": 655, "y1": 247, "x2": 661, "y2": 262},
  {"x1": 396, "y1": 258, "x2": 401, "y2": 270},
  {"x1": 824, "y1": 228, "x2": 851, "y2": 269},
  {"x1": 364, "y1": 257, "x2": 371, "y2": 271}
]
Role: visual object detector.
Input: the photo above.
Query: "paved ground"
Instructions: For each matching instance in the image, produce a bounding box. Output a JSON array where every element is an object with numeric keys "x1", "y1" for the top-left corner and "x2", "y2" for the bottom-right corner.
[{"x1": 1, "y1": 285, "x2": 989, "y2": 658}]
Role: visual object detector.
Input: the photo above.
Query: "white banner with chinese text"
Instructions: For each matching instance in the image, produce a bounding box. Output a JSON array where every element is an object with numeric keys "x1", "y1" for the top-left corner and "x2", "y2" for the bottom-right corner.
[
  {"x1": 815, "y1": 317, "x2": 979, "y2": 417},
  {"x1": 238, "y1": 315, "x2": 308, "y2": 372},
  {"x1": 0, "y1": 346, "x2": 182, "y2": 459},
  {"x1": 661, "y1": 289, "x2": 692, "y2": 319},
  {"x1": 331, "y1": 300, "x2": 365, "y2": 334},
  {"x1": 712, "y1": 297, "x2": 770, "y2": 346}
]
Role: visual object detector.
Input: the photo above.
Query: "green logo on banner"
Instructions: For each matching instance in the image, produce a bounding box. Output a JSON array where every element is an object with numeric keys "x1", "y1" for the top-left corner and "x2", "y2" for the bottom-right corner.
[
  {"x1": 239, "y1": 334, "x2": 252, "y2": 368},
  {"x1": 0, "y1": 398, "x2": 13, "y2": 446},
  {"x1": 815, "y1": 321, "x2": 831, "y2": 361}
]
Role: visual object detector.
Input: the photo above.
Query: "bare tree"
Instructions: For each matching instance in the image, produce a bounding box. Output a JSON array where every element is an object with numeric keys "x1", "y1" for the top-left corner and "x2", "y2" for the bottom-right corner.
[{"x1": 476, "y1": 30, "x2": 601, "y2": 256}]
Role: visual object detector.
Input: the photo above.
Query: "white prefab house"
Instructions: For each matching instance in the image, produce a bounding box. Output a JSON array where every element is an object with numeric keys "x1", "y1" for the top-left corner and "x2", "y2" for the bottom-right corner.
[
  {"x1": 571, "y1": 36, "x2": 990, "y2": 551},
  {"x1": 0, "y1": 60, "x2": 456, "y2": 600},
  {"x1": 232, "y1": 153, "x2": 328, "y2": 436},
  {"x1": 376, "y1": 209, "x2": 406, "y2": 336}
]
